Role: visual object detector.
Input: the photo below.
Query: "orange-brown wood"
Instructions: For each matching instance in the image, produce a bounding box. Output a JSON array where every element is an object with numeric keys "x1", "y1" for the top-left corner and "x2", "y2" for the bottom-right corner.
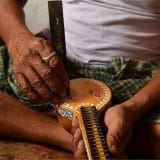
[
  {"x1": 56, "y1": 78, "x2": 112, "y2": 160},
  {"x1": 57, "y1": 114, "x2": 72, "y2": 132},
  {"x1": 56, "y1": 78, "x2": 112, "y2": 131}
]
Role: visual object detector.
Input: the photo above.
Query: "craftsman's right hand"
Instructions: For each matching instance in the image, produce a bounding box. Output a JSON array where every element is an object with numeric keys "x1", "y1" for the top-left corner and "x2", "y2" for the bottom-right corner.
[{"x1": 8, "y1": 33, "x2": 69, "y2": 104}]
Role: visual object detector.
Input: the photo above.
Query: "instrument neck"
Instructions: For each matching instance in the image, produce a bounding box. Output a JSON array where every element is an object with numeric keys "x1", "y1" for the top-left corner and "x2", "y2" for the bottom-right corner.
[{"x1": 80, "y1": 106, "x2": 110, "y2": 160}]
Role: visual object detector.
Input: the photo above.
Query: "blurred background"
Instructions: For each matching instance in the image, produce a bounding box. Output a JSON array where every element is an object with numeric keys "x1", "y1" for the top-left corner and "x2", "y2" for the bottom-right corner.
[{"x1": 24, "y1": 0, "x2": 50, "y2": 34}]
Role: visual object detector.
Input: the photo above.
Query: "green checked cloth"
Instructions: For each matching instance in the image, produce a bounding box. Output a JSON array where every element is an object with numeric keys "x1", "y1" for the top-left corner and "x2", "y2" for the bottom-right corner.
[{"x1": 0, "y1": 45, "x2": 160, "y2": 123}]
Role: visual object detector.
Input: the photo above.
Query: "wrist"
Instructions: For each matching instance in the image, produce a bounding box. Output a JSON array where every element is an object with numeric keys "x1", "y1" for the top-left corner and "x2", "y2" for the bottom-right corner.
[
  {"x1": 5, "y1": 21, "x2": 33, "y2": 45},
  {"x1": 7, "y1": 31, "x2": 33, "y2": 57},
  {"x1": 122, "y1": 94, "x2": 151, "y2": 122},
  {"x1": 2, "y1": 18, "x2": 33, "y2": 44}
]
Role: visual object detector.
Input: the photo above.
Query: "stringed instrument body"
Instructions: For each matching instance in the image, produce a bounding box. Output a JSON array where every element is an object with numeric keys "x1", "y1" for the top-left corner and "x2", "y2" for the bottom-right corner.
[{"x1": 56, "y1": 78, "x2": 112, "y2": 160}]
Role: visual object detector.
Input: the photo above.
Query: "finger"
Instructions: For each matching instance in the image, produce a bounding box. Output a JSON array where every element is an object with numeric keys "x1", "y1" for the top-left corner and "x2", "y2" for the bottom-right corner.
[
  {"x1": 120, "y1": 128, "x2": 132, "y2": 153},
  {"x1": 16, "y1": 73, "x2": 45, "y2": 103},
  {"x1": 74, "y1": 140, "x2": 86, "y2": 160},
  {"x1": 34, "y1": 40, "x2": 69, "y2": 89},
  {"x1": 71, "y1": 117, "x2": 79, "y2": 135},
  {"x1": 49, "y1": 55, "x2": 69, "y2": 88},
  {"x1": 109, "y1": 123, "x2": 131, "y2": 154},
  {"x1": 104, "y1": 110, "x2": 120, "y2": 155},
  {"x1": 40, "y1": 39, "x2": 53, "y2": 57},
  {"x1": 106, "y1": 134, "x2": 119, "y2": 155},
  {"x1": 106, "y1": 123, "x2": 129, "y2": 156},
  {"x1": 73, "y1": 128, "x2": 82, "y2": 153},
  {"x1": 24, "y1": 65, "x2": 59, "y2": 104},
  {"x1": 29, "y1": 38, "x2": 52, "y2": 57},
  {"x1": 30, "y1": 41, "x2": 45, "y2": 53},
  {"x1": 29, "y1": 54, "x2": 67, "y2": 98},
  {"x1": 36, "y1": 39, "x2": 55, "y2": 62}
]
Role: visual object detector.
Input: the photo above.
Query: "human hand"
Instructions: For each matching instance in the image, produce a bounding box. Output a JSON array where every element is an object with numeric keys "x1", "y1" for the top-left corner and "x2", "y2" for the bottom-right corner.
[
  {"x1": 104, "y1": 103, "x2": 135, "y2": 159},
  {"x1": 71, "y1": 118, "x2": 87, "y2": 160},
  {"x1": 71, "y1": 102, "x2": 135, "y2": 159},
  {"x1": 8, "y1": 33, "x2": 69, "y2": 104}
]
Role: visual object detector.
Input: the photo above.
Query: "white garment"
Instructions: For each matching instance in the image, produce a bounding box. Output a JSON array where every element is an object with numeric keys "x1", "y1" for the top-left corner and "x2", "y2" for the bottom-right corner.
[{"x1": 63, "y1": 0, "x2": 160, "y2": 66}]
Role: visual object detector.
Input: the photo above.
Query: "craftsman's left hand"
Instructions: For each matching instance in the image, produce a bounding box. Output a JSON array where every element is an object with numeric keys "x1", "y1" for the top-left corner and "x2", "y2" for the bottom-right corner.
[{"x1": 71, "y1": 117, "x2": 87, "y2": 160}]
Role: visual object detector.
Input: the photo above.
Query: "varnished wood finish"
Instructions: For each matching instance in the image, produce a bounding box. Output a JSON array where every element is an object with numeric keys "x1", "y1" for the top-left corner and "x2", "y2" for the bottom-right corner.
[{"x1": 56, "y1": 78, "x2": 112, "y2": 159}]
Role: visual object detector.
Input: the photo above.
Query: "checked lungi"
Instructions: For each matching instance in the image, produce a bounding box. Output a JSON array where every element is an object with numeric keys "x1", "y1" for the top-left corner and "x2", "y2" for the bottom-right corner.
[{"x1": 0, "y1": 43, "x2": 160, "y2": 123}]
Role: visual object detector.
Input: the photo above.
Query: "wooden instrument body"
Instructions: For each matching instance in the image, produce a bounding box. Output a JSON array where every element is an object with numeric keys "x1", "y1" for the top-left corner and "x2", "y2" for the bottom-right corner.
[{"x1": 56, "y1": 78, "x2": 112, "y2": 159}]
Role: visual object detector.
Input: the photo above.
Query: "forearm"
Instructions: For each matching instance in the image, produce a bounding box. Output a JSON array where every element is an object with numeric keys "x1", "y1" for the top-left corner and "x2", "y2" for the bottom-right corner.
[
  {"x1": 0, "y1": 0, "x2": 32, "y2": 46},
  {"x1": 0, "y1": 92, "x2": 73, "y2": 152},
  {"x1": 123, "y1": 71, "x2": 160, "y2": 121}
]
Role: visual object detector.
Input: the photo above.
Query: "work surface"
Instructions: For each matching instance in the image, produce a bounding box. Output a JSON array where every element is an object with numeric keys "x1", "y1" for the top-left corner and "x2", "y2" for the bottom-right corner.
[{"x1": 0, "y1": 138, "x2": 73, "y2": 160}]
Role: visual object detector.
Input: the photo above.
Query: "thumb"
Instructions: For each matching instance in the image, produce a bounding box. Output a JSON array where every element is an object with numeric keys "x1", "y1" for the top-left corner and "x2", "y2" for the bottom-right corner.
[
  {"x1": 104, "y1": 111, "x2": 121, "y2": 155},
  {"x1": 106, "y1": 127, "x2": 120, "y2": 155},
  {"x1": 104, "y1": 107, "x2": 133, "y2": 157},
  {"x1": 106, "y1": 122, "x2": 131, "y2": 157}
]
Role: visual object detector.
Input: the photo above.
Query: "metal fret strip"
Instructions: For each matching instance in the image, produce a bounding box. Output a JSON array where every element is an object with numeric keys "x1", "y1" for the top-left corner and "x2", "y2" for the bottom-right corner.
[{"x1": 81, "y1": 106, "x2": 111, "y2": 160}]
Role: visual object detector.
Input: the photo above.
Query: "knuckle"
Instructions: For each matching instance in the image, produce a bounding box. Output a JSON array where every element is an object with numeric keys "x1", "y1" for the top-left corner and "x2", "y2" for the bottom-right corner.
[
  {"x1": 31, "y1": 79, "x2": 43, "y2": 89},
  {"x1": 42, "y1": 39, "x2": 52, "y2": 48},
  {"x1": 21, "y1": 84, "x2": 31, "y2": 93},
  {"x1": 49, "y1": 81, "x2": 59, "y2": 93},
  {"x1": 27, "y1": 94, "x2": 39, "y2": 102},
  {"x1": 42, "y1": 69, "x2": 53, "y2": 80},
  {"x1": 27, "y1": 39, "x2": 44, "y2": 54},
  {"x1": 31, "y1": 38, "x2": 44, "y2": 48},
  {"x1": 50, "y1": 85, "x2": 58, "y2": 93},
  {"x1": 49, "y1": 56, "x2": 59, "y2": 68},
  {"x1": 43, "y1": 91, "x2": 53, "y2": 100},
  {"x1": 26, "y1": 92, "x2": 36, "y2": 99},
  {"x1": 37, "y1": 38, "x2": 44, "y2": 43}
]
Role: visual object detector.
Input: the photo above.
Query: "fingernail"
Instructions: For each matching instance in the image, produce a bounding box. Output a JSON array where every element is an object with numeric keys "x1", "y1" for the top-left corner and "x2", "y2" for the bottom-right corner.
[
  {"x1": 77, "y1": 142, "x2": 81, "y2": 150},
  {"x1": 74, "y1": 133, "x2": 77, "y2": 139},
  {"x1": 74, "y1": 129, "x2": 79, "y2": 139},
  {"x1": 77, "y1": 140, "x2": 84, "y2": 150},
  {"x1": 111, "y1": 144, "x2": 118, "y2": 154},
  {"x1": 74, "y1": 130, "x2": 77, "y2": 139}
]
